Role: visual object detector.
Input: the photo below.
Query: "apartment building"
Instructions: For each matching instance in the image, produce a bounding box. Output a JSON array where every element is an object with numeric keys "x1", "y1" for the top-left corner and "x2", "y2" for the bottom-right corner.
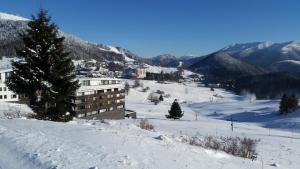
[
  {"x1": 68, "y1": 78, "x2": 125, "y2": 119},
  {"x1": 0, "y1": 68, "x2": 18, "y2": 102},
  {"x1": 0, "y1": 68, "x2": 126, "y2": 119}
]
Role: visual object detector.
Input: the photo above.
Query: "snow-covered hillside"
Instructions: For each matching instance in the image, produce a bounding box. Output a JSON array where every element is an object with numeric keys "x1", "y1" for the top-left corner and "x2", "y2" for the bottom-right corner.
[
  {"x1": 0, "y1": 12, "x2": 28, "y2": 21},
  {"x1": 1, "y1": 80, "x2": 300, "y2": 169},
  {"x1": 0, "y1": 12, "x2": 143, "y2": 63}
]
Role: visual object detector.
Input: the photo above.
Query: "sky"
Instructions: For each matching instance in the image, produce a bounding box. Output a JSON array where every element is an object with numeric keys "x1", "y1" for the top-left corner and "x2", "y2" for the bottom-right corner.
[{"x1": 0, "y1": 0, "x2": 300, "y2": 58}]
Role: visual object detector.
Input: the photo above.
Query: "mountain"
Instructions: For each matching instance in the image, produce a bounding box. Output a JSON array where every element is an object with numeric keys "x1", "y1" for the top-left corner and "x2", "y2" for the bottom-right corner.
[
  {"x1": 219, "y1": 41, "x2": 300, "y2": 67},
  {"x1": 234, "y1": 72, "x2": 300, "y2": 99},
  {"x1": 188, "y1": 52, "x2": 265, "y2": 82},
  {"x1": 269, "y1": 60, "x2": 300, "y2": 77},
  {"x1": 0, "y1": 12, "x2": 141, "y2": 63},
  {"x1": 149, "y1": 54, "x2": 179, "y2": 67}
]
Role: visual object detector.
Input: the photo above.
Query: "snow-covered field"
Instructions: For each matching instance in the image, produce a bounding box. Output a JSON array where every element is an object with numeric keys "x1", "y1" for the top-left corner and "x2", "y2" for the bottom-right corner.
[{"x1": 1, "y1": 80, "x2": 300, "y2": 169}]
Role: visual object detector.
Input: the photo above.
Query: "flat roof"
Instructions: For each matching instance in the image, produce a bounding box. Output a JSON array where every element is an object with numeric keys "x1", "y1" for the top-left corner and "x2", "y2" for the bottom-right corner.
[
  {"x1": 77, "y1": 84, "x2": 123, "y2": 92},
  {"x1": 77, "y1": 77, "x2": 123, "y2": 81}
]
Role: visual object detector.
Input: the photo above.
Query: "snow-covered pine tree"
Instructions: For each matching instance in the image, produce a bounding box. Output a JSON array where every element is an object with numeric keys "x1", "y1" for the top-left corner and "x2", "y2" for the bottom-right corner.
[
  {"x1": 166, "y1": 99, "x2": 183, "y2": 119},
  {"x1": 6, "y1": 8, "x2": 79, "y2": 121}
]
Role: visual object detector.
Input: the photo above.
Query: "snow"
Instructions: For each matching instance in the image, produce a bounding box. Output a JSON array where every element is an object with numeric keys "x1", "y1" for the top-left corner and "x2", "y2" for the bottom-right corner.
[
  {"x1": 1, "y1": 80, "x2": 300, "y2": 169},
  {"x1": 282, "y1": 41, "x2": 300, "y2": 54},
  {"x1": 145, "y1": 64, "x2": 178, "y2": 74},
  {"x1": 0, "y1": 102, "x2": 32, "y2": 118},
  {"x1": 0, "y1": 12, "x2": 29, "y2": 21},
  {"x1": 107, "y1": 45, "x2": 121, "y2": 54},
  {"x1": 0, "y1": 56, "x2": 15, "y2": 70},
  {"x1": 274, "y1": 60, "x2": 300, "y2": 66}
]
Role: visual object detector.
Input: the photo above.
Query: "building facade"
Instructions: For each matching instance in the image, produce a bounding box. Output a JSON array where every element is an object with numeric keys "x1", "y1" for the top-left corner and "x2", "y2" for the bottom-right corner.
[
  {"x1": 135, "y1": 67, "x2": 146, "y2": 79},
  {"x1": 0, "y1": 68, "x2": 18, "y2": 102},
  {"x1": 68, "y1": 78, "x2": 125, "y2": 119},
  {"x1": 0, "y1": 68, "x2": 125, "y2": 119}
]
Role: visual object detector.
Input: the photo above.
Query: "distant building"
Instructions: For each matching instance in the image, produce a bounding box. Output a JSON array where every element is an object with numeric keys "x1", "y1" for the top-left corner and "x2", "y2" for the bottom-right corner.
[
  {"x1": 135, "y1": 67, "x2": 146, "y2": 79},
  {"x1": 68, "y1": 78, "x2": 125, "y2": 119},
  {"x1": 0, "y1": 68, "x2": 18, "y2": 102}
]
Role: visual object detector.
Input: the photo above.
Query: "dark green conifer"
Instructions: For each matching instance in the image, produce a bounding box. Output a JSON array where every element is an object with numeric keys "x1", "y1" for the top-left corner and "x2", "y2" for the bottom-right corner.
[
  {"x1": 6, "y1": 8, "x2": 79, "y2": 121},
  {"x1": 166, "y1": 99, "x2": 184, "y2": 119}
]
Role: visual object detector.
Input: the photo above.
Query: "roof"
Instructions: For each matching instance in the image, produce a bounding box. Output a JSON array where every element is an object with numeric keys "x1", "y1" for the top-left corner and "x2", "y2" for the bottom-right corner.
[
  {"x1": 77, "y1": 84, "x2": 123, "y2": 92},
  {"x1": 77, "y1": 77, "x2": 123, "y2": 81}
]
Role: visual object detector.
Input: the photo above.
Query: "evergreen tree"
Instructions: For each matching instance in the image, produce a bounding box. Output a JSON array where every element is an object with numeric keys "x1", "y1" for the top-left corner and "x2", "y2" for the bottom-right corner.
[
  {"x1": 166, "y1": 99, "x2": 184, "y2": 119},
  {"x1": 124, "y1": 82, "x2": 130, "y2": 95},
  {"x1": 279, "y1": 94, "x2": 289, "y2": 114},
  {"x1": 6, "y1": 8, "x2": 79, "y2": 121},
  {"x1": 290, "y1": 94, "x2": 299, "y2": 112},
  {"x1": 159, "y1": 94, "x2": 164, "y2": 101}
]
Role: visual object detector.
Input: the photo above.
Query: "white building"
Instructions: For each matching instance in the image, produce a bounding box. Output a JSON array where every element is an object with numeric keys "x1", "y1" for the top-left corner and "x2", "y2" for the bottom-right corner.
[{"x1": 0, "y1": 68, "x2": 18, "y2": 102}]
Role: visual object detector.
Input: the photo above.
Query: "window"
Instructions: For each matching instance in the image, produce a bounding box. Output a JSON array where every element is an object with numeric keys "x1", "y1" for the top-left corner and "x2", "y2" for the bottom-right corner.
[
  {"x1": 101, "y1": 80, "x2": 109, "y2": 85},
  {"x1": 98, "y1": 90, "x2": 104, "y2": 94},
  {"x1": 117, "y1": 105, "x2": 124, "y2": 109},
  {"x1": 77, "y1": 114, "x2": 85, "y2": 118},
  {"x1": 81, "y1": 99, "x2": 85, "y2": 103},
  {"x1": 77, "y1": 92, "x2": 84, "y2": 96},
  {"x1": 114, "y1": 88, "x2": 118, "y2": 92},
  {"x1": 0, "y1": 95, "x2": 2, "y2": 99},
  {"x1": 4, "y1": 95, "x2": 7, "y2": 99},
  {"x1": 112, "y1": 80, "x2": 116, "y2": 84},
  {"x1": 99, "y1": 109, "x2": 106, "y2": 113},
  {"x1": 3, "y1": 87, "x2": 6, "y2": 91},
  {"x1": 80, "y1": 105, "x2": 85, "y2": 109},
  {"x1": 11, "y1": 95, "x2": 17, "y2": 99},
  {"x1": 0, "y1": 87, "x2": 2, "y2": 91},
  {"x1": 82, "y1": 80, "x2": 90, "y2": 86},
  {"x1": 5, "y1": 72, "x2": 11, "y2": 79},
  {"x1": 107, "y1": 89, "x2": 111, "y2": 92},
  {"x1": 75, "y1": 99, "x2": 82, "y2": 104}
]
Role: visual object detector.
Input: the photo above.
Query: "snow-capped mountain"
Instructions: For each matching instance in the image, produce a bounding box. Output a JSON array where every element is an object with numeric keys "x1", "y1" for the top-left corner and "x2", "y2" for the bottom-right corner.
[
  {"x1": 219, "y1": 41, "x2": 300, "y2": 67},
  {"x1": 149, "y1": 54, "x2": 178, "y2": 67},
  {"x1": 269, "y1": 60, "x2": 300, "y2": 77},
  {"x1": 0, "y1": 12, "x2": 141, "y2": 63},
  {"x1": 188, "y1": 52, "x2": 265, "y2": 81}
]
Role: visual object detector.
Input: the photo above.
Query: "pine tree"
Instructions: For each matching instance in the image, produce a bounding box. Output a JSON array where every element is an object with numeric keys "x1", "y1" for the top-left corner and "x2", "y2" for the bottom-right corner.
[
  {"x1": 159, "y1": 94, "x2": 164, "y2": 101},
  {"x1": 279, "y1": 94, "x2": 289, "y2": 114},
  {"x1": 166, "y1": 99, "x2": 184, "y2": 119},
  {"x1": 6, "y1": 8, "x2": 79, "y2": 121},
  {"x1": 290, "y1": 94, "x2": 299, "y2": 112},
  {"x1": 124, "y1": 82, "x2": 130, "y2": 95}
]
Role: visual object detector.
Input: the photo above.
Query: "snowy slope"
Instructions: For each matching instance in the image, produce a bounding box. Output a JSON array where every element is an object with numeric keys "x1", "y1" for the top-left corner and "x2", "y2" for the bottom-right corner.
[
  {"x1": 1, "y1": 81, "x2": 300, "y2": 168},
  {"x1": 0, "y1": 12, "x2": 28, "y2": 21}
]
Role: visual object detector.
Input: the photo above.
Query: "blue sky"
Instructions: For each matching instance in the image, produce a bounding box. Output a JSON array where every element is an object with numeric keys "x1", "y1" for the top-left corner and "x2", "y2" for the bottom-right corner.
[{"x1": 0, "y1": 0, "x2": 300, "y2": 57}]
